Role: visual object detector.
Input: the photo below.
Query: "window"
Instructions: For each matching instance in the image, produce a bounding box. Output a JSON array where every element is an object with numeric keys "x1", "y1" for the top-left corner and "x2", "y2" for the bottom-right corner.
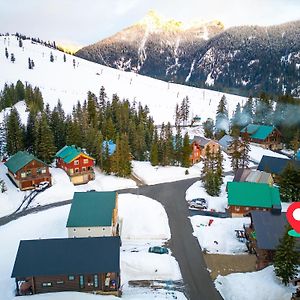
[
  {"x1": 68, "y1": 275, "x2": 75, "y2": 281},
  {"x1": 41, "y1": 168, "x2": 47, "y2": 174},
  {"x1": 75, "y1": 168, "x2": 79, "y2": 173},
  {"x1": 26, "y1": 169, "x2": 32, "y2": 176},
  {"x1": 79, "y1": 275, "x2": 84, "y2": 289},
  {"x1": 84, "y1": 159, "x2": 89, "y2": 164},
  {"x1": 69, "y1": 169, "x2": 74, "y2": 175},
  {"x1": 56, "y1": 281, "x2": 64, "y2": 284},
  {"x1": 74, "y1": 160, "x2": 79, "y2": 165},
  {"x1": 82, "y1": 167, "x2": 86, "y2": 172},
  {"x1": 236, "y1": 207, "x2": 240, "y2": 212},
  {"x1": 73, "y1": 229, "x2": 76, "y2": 232},
  {"x1": 42, "y1": 282, "x2": 52, "y2": 287},
  {"x1": 94, "y1": 275, "x2": 99, "y2": 288},
  {"x1": 21, "y1": 172, "x2": 26, "y2": 178}
]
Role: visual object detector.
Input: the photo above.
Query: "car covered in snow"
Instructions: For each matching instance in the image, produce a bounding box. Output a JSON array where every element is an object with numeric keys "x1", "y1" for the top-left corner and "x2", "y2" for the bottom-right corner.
[
  {"x1": 188, "y1": 198, "x2": 208, "y2": 210},
  {"x1": 35, "y1": 181, "x2": 50, "y2": 191},
  {"x1": 148, "y1": 246, "x2": 169, "y2": 254}
]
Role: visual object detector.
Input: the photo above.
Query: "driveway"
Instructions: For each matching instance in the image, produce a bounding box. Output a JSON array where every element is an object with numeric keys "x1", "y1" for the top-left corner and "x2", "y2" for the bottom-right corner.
[{"x1": 120, "y1": 178, "x2": 223, "y2": 300}]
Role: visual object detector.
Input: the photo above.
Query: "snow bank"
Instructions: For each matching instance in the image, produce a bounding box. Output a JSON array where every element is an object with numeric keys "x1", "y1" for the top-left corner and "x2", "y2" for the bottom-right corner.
[
  {"x1": 185, "y1": 176, "x2": 233, "y2": 212},
  {"x1": 190, "y1": 215, "x2": 250, "y2": 254},
  {"x1": 249, "y1": 144, "x2": 289, "y2": 163},
  {"x1": 215, "y1": 266, "x2": 293, "y2": 300}
]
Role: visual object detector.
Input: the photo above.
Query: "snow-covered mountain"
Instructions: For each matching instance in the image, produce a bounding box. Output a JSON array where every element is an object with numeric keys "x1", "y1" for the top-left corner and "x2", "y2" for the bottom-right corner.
[
  {"x1": 0, "y1": 34, "x2": 246, "y2": 125},
  {"x1": 76, "y1": 11, "x2": 300, "y2": 97}
]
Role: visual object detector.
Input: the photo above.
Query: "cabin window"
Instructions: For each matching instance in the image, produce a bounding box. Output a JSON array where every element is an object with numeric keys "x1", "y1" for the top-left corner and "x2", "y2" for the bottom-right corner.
[
  {"x1": 41, "y1": 168, "x2": 47, "y2": 174},
  {"x1": 82, "y1": 167, "x2": 86, "y2": 172},
  {"x1": 79, "y1": 275, "x2": 84, "y2": 288},
  {"x1": 56, "y1": 281, "x2": 64, "y2": 284},
  {"x1": 84, "y1": 159, "x2": 89, "y2": 164},
  {"x1": 21, "y1": 172, "x2": 26, "y2": 178},
  {"x1": 37, "y1": 167, "x2": 47, "y2": 174},
  {"x1": 245, "y1": 207, "x2": 249, "y2": 211},
  {"x1": 26, "y1": 169, "x2": 32, "y2": 176},
  {"x1": 73, "y1": 229, "x2": 76, "y2": 232},
  {"x1": 236, "y1": 207, "x2": 240, "y2": 212},
  {"x1": 94, "y1": 275, "x2": 99, "y2": 288},
  {"x1": 74, "y1": 160, "x2": 79, "y2": 165},
  {"x1": 68, "y1": 275, "x2": 75, "y2": 281},
  {"x1": 42, "y1": 282, "x2": 52, "y2": 287},
  {"x1": 75, "y1": 168, "x2": 79, "y2": 173},
  {"x1": 69, "y1": 169, "x2": 74, "y2": 175}
]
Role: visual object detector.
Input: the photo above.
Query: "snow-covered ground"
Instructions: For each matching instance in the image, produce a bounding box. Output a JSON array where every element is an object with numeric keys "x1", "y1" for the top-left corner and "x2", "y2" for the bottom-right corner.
[
  {"x1": 215, "y1": 266, "x2": 294, "y2": 300},
  {"x1": 190, "y1": 215, "x2": 250, "y2": 254},
  {"x1": 249, "y1": 144, "x2": 289, "y2": 163},
  {"x1": 0, "y1": 35, "x2": 246, "y2": 125},
  {"x1": 185, "y1": 175, "x2": 233, "y2": 212},
  {"x1": 0, "y1": 193, "x2": 186, "y2": 300},
  {"x1": 0, "y1": 162, "x2": 136, "y2": 218}
]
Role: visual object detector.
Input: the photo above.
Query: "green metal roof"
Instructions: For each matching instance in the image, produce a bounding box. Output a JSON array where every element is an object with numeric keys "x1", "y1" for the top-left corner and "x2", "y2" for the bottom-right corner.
[
  {"x1": 241, "y1": 124, "x2": 276, "y2": 140},
  {"x1": 66, "y1": 191, "x2": 117, "y2": 227},
  {"x1": 4, "y1": 151, "x2": 47, "y2": 173},
  {"x1": 227, "y1": 182, "x2": 281, "y2": 208},
  {"x1": 56, "y1": 145, "x2": 94, "y2": 164}
]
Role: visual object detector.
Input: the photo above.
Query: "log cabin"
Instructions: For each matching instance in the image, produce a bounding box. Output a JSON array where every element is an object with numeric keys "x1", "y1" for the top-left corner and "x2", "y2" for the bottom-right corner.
[
  {"x1": 66, "y1": 191, "x2": 119, "y2": 238},
  {"x1": 11, "y1": 237, "x2": 121, "y2": 296},
  {"x1": 190, "y1": 136, "x2": 220, "y2": 164},
  {"x1": 244, "y1": 211, "x2": 300, "y2": 270},
  {"x1": 4, "y1": 151, "x2": 51, "y2": 191},
  {"x1": 240, "y1": 124, "x2": 282, "y2": 150},
  {"x1": 56, "y1": 145, "x2": 95, "y2": 185},
  {"x1": 227, "y1": 182, "x2": 281, "y2": 217}
]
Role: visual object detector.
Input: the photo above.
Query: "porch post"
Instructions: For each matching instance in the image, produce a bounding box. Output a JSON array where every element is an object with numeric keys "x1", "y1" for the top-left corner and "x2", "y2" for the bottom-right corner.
[{"x1": 15, "y1": 278, "x2": 20, "y2": 296}]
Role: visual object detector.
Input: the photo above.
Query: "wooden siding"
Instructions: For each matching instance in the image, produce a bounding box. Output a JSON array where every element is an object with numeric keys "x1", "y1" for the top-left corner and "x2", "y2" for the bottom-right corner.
[
  {"x1": 241, "y1": 130, "x2": 282, "y2": 150},
  {"x1": 16, "y1": 272, "x2": 120, "y2": 295},
  {"x1": 228, "y1": 205, "x2": 270, "y2": 217},
  {"x1": 190, "y1": 140, "x2": 220, "y2": 164},
  {"x1": 7, "y1": 160, "x2": 51, "y2": 191}
]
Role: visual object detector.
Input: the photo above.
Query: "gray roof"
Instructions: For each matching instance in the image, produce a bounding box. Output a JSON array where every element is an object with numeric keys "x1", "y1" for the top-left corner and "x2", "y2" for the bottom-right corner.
[
  {"x1": 233, "y1": 168, "x2": 251, "y2": 182},
  {"x1": 193, "y1": 136, "x2": 211, "y2": 147},
  {"x1": 233, "y1": 169, "x2": 272, "y2": 184},
  {"x1": 11, "y1": 237, "x2": 120, "y2": 278},
  {"x1": 250, "y1": 211, "x2": 300, "y2": 250},
  {"x1": 218, "y1": 135, "x2": 233, "y2": 150}
]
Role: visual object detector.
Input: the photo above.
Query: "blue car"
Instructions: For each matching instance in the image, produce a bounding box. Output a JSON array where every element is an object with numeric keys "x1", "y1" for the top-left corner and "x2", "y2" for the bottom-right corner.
[{"x1": 148, "y1": 246, "x2": 169, "y2": 254}]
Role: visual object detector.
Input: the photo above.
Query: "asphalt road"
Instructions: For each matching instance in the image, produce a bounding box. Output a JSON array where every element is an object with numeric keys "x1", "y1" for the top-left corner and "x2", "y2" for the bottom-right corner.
[{"x1": 120, "y1": 178, "x2": 223, "y2": 300}]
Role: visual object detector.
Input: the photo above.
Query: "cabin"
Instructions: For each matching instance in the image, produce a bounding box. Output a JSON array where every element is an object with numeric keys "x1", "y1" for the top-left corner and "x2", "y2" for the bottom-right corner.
[
  {"x1": 218, "y1": 135, "x2": 233, "y2": 153},
  {"x1": 240, "y1": 124, "x2": 282, "y2": 150},
  {"x1": 56, "y1": 145, "x2": 95, "y2": 185},
  {"x1": 4, "y1": 151, "x2": 51, "y2": 191},
  {"x1": 227, "y1": 182, "x2": 281, "y2": 217},
  {"x1": 11, "y1": 237, "x2": 121, "y2": 296},
  {"x1": 233, "y1": 169, "x2": 274, "y2": 186},
  {"x1": 244, "y1": 211, "x2": 300, "y2": 270},
  {"x1": 66, "y1": 191, "x2": 119, "y2": 238},
  {"x1": 102, "y1": 140, "x2": 116, "y2": 156},
  {"x1": 191, "y1": 116, "x2": 201, "y2": 127},
  {"x1": 190, "y1": 136, "x2": 220, "y2": 164},
  {"x1": 257, "y1": 155, "x2": 300, "y2": 177}
]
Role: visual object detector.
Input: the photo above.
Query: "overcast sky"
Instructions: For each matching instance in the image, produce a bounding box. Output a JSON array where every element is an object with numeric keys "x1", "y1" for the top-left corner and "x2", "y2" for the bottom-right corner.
[{"x1": 0, "y1": 0, "x2": 299, "y2": 46}]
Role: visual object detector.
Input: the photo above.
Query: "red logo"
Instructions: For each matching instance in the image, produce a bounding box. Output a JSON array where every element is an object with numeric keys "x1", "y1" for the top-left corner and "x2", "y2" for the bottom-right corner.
[{"x1": 286, "y1": 202, "x2": 300, "y2": 237}]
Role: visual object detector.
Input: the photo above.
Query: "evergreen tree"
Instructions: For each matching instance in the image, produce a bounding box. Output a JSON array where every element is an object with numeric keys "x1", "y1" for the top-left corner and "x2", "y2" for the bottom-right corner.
[
  {"x1": 102, "y1": 142, "x2": 112, "y2": 174},
  {"x1": 19, "y1": 39, "x2": 23, "y2": 48},
  {"x1": 241, "y1": 96, "x2": 254, "y2": 127},
  {"x1": 10, "y1": 53, "x2": 15, "y2": 63},
  {"x1": 274, "y1": 226, "x2": 299, "y2": 286},
  {"x1": 85, "y1": 127, "x2": 103, "y2": 167},
  {"x1": 63, "y1": 53, "x2": 66, "y2": 62},
  {"x1": 150, "y1": 142, "x2": 159, "y2": 166},
  {"x1": 5, "y1": 47, "x2": 8, "y2": 59},
  {"x1": 181, "y1": 132, "x2": 192, "y2": 168},
  {"x1": 15, "y1": 80, "x2": 25, "y2": 101},
  {"x1": 34, "y1": 113, "x2": 56, "y2": 163},
  {"x1": 73, "y1": 58, "x2": 76, "y2": 68},
  {"x1": 87, "y1": 91, "x2": 98, "y2": 128},
  {"x1": 290, "y1": 130, "x2": 300, "y2": 158},
  {"x1": 50, "y1": 52, "x2": 54, "y2": 62},
  {"x1": 99, "y1": 86, "x2": 107, "y2": 109},
  {"x1": 28, "y1": 57, "x2": 32, "y2": 69},
  {"x1": 228, "y1": 133, "x2": 242, "y2": 173},
  {"x1": 240, "y1": 131, "x2": 250, "y2": 169},
  {"x1": 174, "y1": 126, "x2": 183, "y2": 165},
  {"x1": 215, "y1": 95, "x2": 229, "y2": 138},
  {"x1": 203, "y1": 118, "x2": 214, "y2": 139},
  {"x1": 26, "y1": 111, "x2": 36, "y2": 151},
  {"x1": 231, "y1": 103, "x2": 242, "y2": 131},
  {"x1": 50, "y1": 101, "x2": 66, "y2": 150},
  {"x1": 6, "y1": 108, "x2": 24, "y2": 155},
  {"x1": 278, "y1": 163, "x2": 300, "y2": 202}
]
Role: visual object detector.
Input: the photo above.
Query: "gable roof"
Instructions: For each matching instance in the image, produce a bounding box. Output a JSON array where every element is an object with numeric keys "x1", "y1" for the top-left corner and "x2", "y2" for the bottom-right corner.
[
  {"x1": 257, "y1": 155, "x2": 300, "y2": 175},
  {"x1": 233, "y1": 168, "x2": 272, "y2": 184},
  {"x1": 66, "y1": 191, "x2": 117, "y2": 227},
  {"x1": 218, "y1": 135, "x2": 233, "y2": 150},
  {"x1": 4, "y1": 151, "x2": 47, "y2": 174},
  {"x1": 102, "y1": 140, "x2": 116, "y2": 156},
  {"x1": 241, "y1": 124, "x2": 277, "y2": 140},
  {"x1": 249, "y1": 211, "x2": 300, "y2": 251},
  {"x1": 11, "y1": 236, "x2": 120, "y2": 278},
  {"x1": 193, "y1": 136, "x2": 212, "y2": 147},
  {"x1": 56, "y1": 145, "x2": 94, "y2": 164},
  {"x1": 227, "y1": 182, "x2": 281, "y2": 209}
]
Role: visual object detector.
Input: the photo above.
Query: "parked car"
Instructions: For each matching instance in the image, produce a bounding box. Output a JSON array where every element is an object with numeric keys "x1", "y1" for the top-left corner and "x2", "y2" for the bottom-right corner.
[
  {"x1": 148, "y1": 246, "x2": 169, "y2": 254},
  {"x1": 189, "y1": 198, "x2": 207, "y2": 210},
  {"x1": 35, "y1": 181, "x2": 49, "y2": 191}
]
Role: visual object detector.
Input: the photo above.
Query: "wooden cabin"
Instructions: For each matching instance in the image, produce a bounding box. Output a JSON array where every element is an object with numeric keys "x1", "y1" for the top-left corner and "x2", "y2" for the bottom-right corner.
[
  {"x1": 241, "y1": 124, "x2": 282, "y2": 150},
  {"x1": 244, "y1": 211, "x2": 300, "y2": 270},
  {"x1": 11, "y1": 237, "x2": 121, "y2": 296},
  {"x1": 227, "y1": 182, "x2": 281, "y2": 217},
  {"x1": 4, "y1": 151, "x2": 51, "y2": 191},
  {"x1": 190, "y1": 136, "x2": 220, "y2": 164},
  {"x1": 66, "y1": 191, "x2": 119, "y2": 238},
  {"x1": 56, "y1": 145, "x2": 95, "y2": 185}
]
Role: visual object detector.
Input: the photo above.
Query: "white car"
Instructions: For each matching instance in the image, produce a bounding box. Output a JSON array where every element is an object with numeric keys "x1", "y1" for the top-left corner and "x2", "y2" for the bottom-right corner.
[{"x1": 189, "y1": 198, "x2": 208, "y2": 210}]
